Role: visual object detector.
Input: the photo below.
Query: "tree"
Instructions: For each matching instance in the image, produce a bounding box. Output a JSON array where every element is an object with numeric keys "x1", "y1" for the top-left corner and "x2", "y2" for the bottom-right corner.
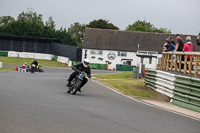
[
  {"x1": 87, "y1": 19, "x2": 119, "y2": 30},
  {"x1": 0, "y1": 16, "x2": 14, "y2": 26},
  {"x1": 68, "y1": 22, "x2": 86, "y2": 48},
  {"x1": 126, "y1": 20, "x2": 171, "y2": 34},
  {"x1": 0, "y1": 9, "x2": 80, "y2": 47}
]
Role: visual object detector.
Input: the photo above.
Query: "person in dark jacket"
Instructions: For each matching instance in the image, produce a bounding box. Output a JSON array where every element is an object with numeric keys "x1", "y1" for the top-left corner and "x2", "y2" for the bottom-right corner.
[
  {"x1": 31, "y1": 60, "x2": 38, "y2": 73},
  {"x1": 197, "y1": 36, "x2": 200, "y2": 46},
  {"x1": 175, "y1": 34, "x2": 185, "y2": 69},
  {"x1": 165, "y1": 39, "x2": 175, "y2": 52},
  {"x1": 169, "y1": 36, "x2": 176, "y2": 45},
  {"x1": 66, "y1": 59, "x2": 91, "y2": 92}
]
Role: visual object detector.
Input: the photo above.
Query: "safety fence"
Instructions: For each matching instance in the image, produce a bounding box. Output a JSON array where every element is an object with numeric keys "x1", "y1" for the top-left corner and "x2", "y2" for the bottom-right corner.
[
  {"x1": 145, "y1": 69, "x2": 200, "y2": 112},
  {"x1": 0, "y1": 51, "x2": 70, "y2": 64},
  {"x1": 161, "y1": 52, "x2": 200, "y2": 77},
  {"x1": 116, "y1": 64, "x2": 136, "y2": 71}
]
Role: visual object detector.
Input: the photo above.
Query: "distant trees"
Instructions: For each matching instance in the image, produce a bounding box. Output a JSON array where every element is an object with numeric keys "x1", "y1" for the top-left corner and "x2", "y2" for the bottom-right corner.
[
  {"x1": 68, "y1": 22, "x2": 86, "y2": 48},
  {"x1": 126, "y1": 20, "x2": 171, "y2": 34},
  {"x1": 0, "y1": 9, "x2": 176, "y2": 48},
  {"x1": 0, "y1": 9, "x2": 78, "y2": 46},
  {"x1": 86, "y1": 19, "x2": 119, "y2": 30}
]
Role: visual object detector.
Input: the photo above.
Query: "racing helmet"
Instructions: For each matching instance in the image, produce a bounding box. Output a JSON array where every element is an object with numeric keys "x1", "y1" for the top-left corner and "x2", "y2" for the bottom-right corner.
[{"x1": 83, "y1": 59, "x2": 90, "y2": 68}]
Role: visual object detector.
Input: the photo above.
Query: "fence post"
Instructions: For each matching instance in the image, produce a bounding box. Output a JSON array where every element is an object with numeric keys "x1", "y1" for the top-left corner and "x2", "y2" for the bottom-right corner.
[
  {"x1": 175, "y1": 54, "x2": 178, "y2": 71},
  {"x1": 166, "y1": 54, "x2": 170, "y2": 71},
  {"x1": 170, "y1": 53, "x2": 173, "y2": 71},
  {"x1": 195, "y1": 55, "x2": 199, "y2": 77},
  {"x1": 184, "y1": 55, "x2": 187, "y2": 74},
  {"x1": 189, "y1": 55, "x2": 192, "y2": 75},
  {"x1": 179, "y1": 55, "x2": 182, "y2": 72}
]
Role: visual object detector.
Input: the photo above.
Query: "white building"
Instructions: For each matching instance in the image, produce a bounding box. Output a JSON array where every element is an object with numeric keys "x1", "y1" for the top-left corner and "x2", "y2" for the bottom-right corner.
[{"x1": 82, "y1": 28, "x2": 171, "y2": 70}]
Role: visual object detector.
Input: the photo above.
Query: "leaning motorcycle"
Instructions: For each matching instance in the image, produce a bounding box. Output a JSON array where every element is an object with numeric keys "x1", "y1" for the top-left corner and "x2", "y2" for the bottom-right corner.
[{"x1": 67, "y1": 70, "x2": 87, "y2": 95}]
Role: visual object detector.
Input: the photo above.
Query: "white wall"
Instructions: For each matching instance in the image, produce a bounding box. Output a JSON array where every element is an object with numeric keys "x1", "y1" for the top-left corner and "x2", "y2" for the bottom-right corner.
[{"x1": 82, "y1": 49, "x2": 162, "y2": 70}]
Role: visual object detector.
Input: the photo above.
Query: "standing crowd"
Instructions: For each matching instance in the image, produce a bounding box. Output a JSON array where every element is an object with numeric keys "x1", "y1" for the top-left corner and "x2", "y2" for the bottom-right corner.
[{"x1": 163, "y1": 34, "x2": 200, "y2": 70}]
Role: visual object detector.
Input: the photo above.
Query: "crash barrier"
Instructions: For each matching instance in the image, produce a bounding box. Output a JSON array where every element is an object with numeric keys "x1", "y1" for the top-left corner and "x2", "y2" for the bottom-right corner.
[
  {"x1": 145, "y1": 69, "x2": 200, "y2": 112},
  {"x1": 8, "y1": 51, "x2": 54, "y2": 60},
  {"x1": 133, "y1": 67, "x2": 138, "y2": 78},
  {"x1": 172, "y1": 75, "x2": 200, "y2": 112},
  {"x1": 116, "y1": 64, "x2": 136, "y2": 71},
  {"x1": 52, "y1": 55, "x2": 58, "y2": 61},
  {"x1": 161, "y1": 52, "x2": 200, "y2": 77},
  {"x1": 0, "y1": 62, "x2": 2, "y2": 68},
  {"x1": 16, "y1": 67, "x2": 28, "y2": 72},
  {"x1": 57, "y1": 56, "x2": 69, "y2": 64},
  {"x1": 0, "y1": 51, "x2": 8, "y2": 56}
]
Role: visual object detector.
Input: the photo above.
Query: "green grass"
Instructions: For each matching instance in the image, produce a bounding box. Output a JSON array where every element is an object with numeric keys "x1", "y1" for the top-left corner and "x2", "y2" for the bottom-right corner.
[
  {"x1": 102, "y1": 79, "x2": 158, "y2": 98},
  {"x1": 93, "y1": 71, "x2": 158, "y2": 99},
  {"x1": 0, "y1": 68, "x2": 16, "y2": 71},
  {"x1": 93, "y1": 71, "x2": 133, "y2": 79},
  {"x1": 0, "y1": 56, "x2": 65, "y2": 67}
]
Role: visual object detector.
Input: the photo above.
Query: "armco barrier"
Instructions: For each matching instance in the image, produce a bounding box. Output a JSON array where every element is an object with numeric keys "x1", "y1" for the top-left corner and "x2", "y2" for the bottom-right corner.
[
  {"x1": 116, "y1": 64, "x2": 135, "y2": 71},
  {"x1": 8, "y1": 51, "x2": 19, "y2": 57},
  {"x1": 0, "y1": 62, "x2": 2, "y2": 68},
  {"x1": 145, "y1": 69, "x2": 200, "y2": 112},
  {"x1": 57, "y1": 56, "x2": 69, "y2": 64},
  {"x1": 171, "y1": 75, "x2": 200, "y2": 112},
  {"x1": 145, "y1": 69, "x2": 157, "y2": 90},
  {"x1": 0, "y1": 51, "x2": 8, "y2": 56}
]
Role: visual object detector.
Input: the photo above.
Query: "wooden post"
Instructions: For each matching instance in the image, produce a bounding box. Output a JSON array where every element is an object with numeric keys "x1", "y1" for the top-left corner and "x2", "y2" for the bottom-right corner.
[
  {"x1": 163, "y1": 54, "x2": 167, "y2": 70},
  {"x1": 174, "y1": 54, "x2": 178, "y2": 71},
  {"x1": 161, "y1": 53, "x2": 164, "y2": 70},
  {"x1": 189, "y1": 55, "x2": 192, "y2": 75},
  {"x1": 179, "y1": 55, "x2": 182, "y2": 72},
  {"x1": 184, "y1": 55, "x2": 187, "y2": 74},
  {"x1": 166, "y1": 54, "x2": 170, "y2": 71},
  {"x1": 170, "y1": 54, "x2": 173, "y2": 71},
  {"x1": 195, "y1": 55, "x2": 199, "y2": 77}
]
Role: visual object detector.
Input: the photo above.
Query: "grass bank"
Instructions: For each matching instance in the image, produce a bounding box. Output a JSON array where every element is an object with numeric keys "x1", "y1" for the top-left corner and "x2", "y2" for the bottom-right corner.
[
  {"x1": 93, "y1": 71, "x2": 159, "y2": 99},
  {"x1": 0, "y1": 56, "x2": 66, "y2": 71}
]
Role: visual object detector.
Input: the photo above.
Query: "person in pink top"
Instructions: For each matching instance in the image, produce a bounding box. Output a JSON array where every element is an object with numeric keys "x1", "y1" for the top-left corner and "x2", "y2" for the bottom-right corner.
[{"x1": 183, "y1": 36, "x2": 194, "y2": 70}]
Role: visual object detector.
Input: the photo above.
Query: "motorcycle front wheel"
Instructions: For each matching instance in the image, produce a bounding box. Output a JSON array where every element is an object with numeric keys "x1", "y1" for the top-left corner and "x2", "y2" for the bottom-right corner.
[{"x1": 72, "y1": 79, "x2": 82, "y2": 95}]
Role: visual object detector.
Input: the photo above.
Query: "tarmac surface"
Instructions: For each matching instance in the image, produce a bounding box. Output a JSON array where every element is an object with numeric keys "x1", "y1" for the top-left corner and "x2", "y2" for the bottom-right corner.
[{"x1": 0, "y1": 67, "x2": 200, "y2": 133}]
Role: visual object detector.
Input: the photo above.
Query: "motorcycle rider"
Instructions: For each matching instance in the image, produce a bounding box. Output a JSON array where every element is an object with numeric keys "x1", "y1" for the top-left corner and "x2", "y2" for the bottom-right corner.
[
  {"x1": 66, "y1": 59, "x2": 91, "y2": 92},
  {"x1": 31, "y1": 60, "x2": 38, "y2": 73}
]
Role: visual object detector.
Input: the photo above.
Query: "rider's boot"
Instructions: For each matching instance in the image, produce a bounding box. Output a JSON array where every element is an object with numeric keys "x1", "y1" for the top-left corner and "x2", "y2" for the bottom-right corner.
[
  {"x1": 78, "y1": 87, "x2": 82, "y2": 92},
  {"x1": 66, "y1": 81, "x2": 71, "y2": 87}
]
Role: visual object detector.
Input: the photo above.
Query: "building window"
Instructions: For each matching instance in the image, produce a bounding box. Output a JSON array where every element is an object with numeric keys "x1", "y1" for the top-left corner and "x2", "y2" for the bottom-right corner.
[
  {"x1": 118, "y1": 51, "x2": 127, "y2": 57},
  {"x1": 90, "y1": 50, "x2": 103, "y2": 55}
]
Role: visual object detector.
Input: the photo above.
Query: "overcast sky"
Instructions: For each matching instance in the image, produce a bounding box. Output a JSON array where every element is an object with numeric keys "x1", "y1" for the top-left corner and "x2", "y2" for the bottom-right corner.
[{"x1": 0, "y1": 0, "x2": 199, "y2": 35}]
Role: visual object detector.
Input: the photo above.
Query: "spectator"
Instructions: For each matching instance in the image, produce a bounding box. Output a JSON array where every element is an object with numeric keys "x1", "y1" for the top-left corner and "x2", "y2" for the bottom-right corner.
[
  {"x1": 163, "y1": 38, "x2": 169, "y2": 52},
  {"x1": 197, "y1": 36, "x2": 200, "y2": 46},
  {"x1": 175, "y1": 34, "x2": 185, "y2": 69},
  {"x1": 165, "y1": 39, "x2": 175, "y2": 52},
  {"x1": 175, "y1": 34, "x2": 184, "y2": 52},
  {"x1": 169, "y1": 36, "x2": 176, "y2": 45},
  {"x1": 183, "y1": 36, "x2": 194, "y2": 70}
]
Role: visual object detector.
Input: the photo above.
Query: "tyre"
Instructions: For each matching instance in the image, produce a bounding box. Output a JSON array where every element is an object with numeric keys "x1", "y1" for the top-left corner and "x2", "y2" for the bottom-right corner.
[{"x1": 72, "y1": 80, "x2": 82, "y2": 95}]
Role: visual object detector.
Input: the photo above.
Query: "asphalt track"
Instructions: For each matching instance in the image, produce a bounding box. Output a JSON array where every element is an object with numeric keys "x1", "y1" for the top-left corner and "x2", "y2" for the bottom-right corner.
[{"x1": 0, "y1": 67, "x2": 200, "y2": 133}]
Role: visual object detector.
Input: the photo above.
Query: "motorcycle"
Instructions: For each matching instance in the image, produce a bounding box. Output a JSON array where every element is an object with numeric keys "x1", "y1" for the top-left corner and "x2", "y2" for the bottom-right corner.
[
  {"x1": 67, "y1": 70, "x2": 87, "y2": 95},
  {"x1": 30, "y1": 65, "x2": 44, "y2": 73}
]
